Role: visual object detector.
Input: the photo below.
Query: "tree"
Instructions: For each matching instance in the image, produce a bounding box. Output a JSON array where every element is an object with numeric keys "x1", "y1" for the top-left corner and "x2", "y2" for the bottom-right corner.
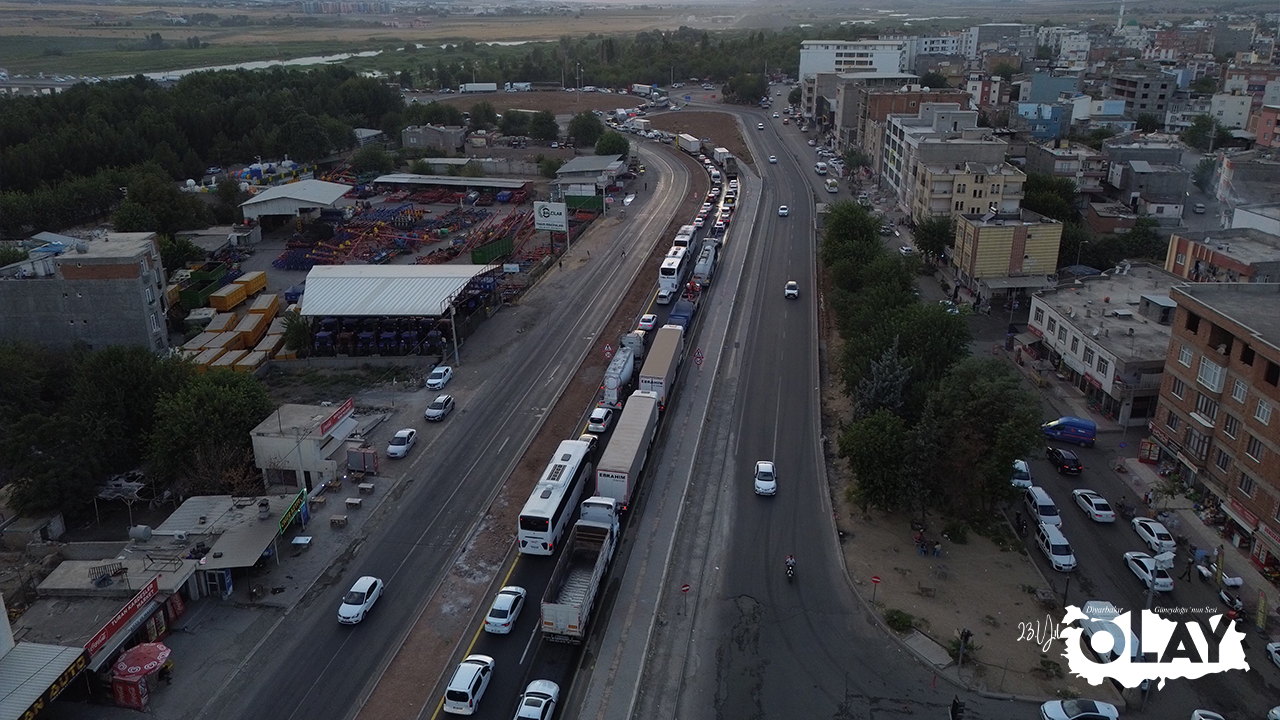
[
  {"x1": 499, "y1": 110, "x2": 531, "y2": 136},
  {"x1": 839, "y1": 409, "x2": 908, "y2": 513},
  {"x1": 723, "y1": 73, "x2": 766, "y2": 104},
  {"x1": 1182, "y1": 115, "x2": 1230, "y2": 152},
  {"x1": 788, "y1": 86, "x2": 802, "y2": 106},
  {"x1": 528, "y1": 111, "x2": 560, "y2": 142},
  {"x1": 1192, "y1": 157, "x2": 1215, "y2": 193},
  {"x1": 1189, "y1": 76, "x2": 1217, "y2": 94},
  {"x1": 159, "y1": 235, "x2": 204, "y2": 273},
  {"x1": 0, "y1": 246, "x2": 28, "y2": 265},
  {"x1": 852, "y1": 339, "x2": 912, "y2": 419},
  {"x1": 281, "y1": 112, "x2": 333, "y2": 163},
  {"x1": 351, "y1": 145, "x2": 395, "y2": 174},
  {"x1": 281, "y1": 309, "x2": 311, "y2": 358},
  {"x1": 991, "y1": 62, "x2": 1020, "y2": 82},
  {"x1": 468, "y1": 101, "x2": 498, "y2": 131},
  {"x1": 1034, "y1": 44, "x2": 1054, "y2": 61},
  {"x1": 913, "y1": 216, "x2": 954, "y2": 258},
  {"x1": 919, "y1": 72, "x2": 949, "y2": 89},
  {"x1": 1135, "y1": 113, "x2": 1162, "y2": 133},
  {"x1": 568, "y1": 111, "x2": 604, "y2": 147},
  {"x1": 595, "y1": 131, "x2": 630, "y2": 157},
  {"x1": 538, "y1": 157, "x2": 565, "y2": 178},
  {"x1": 843, "y1": 148, "x2": 872, "y2": 170},
  {"x1": 1022, "y1": 172, "x2": 1078, "y2": 223}
]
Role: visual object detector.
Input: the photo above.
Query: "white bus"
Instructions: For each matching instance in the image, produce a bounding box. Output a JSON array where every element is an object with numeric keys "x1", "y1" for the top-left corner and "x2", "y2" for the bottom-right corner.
[
  {"x1": 517, "y1": 439, "x2": 594, "y2": 555},
  {"x1": 658, "y1": 246, "x2": 690, "y2": 293}
]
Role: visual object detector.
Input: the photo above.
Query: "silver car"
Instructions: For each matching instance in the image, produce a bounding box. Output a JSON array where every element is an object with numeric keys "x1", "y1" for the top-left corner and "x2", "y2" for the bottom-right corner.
[{"x1": 425, "y1": 394, "x2": 455, "y2": 422}]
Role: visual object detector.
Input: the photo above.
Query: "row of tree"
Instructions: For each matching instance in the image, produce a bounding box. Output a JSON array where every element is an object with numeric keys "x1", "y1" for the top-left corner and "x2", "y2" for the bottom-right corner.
[
  {"x1": 822, "y1": 202, "x2": 1042, "y2": 521},
  {"x1": 0, "y1": 344, "x2": 274, "y2": 517}
]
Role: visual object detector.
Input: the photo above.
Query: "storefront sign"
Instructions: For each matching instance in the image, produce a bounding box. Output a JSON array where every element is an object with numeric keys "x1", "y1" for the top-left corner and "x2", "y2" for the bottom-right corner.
[
  {"x1": 319, "y1": 397, "x2": 354, "y2": 436},
  {"x1": 1085, "y1": 374, "x2": 1102, "y2": 390},
  {"x1": 279, "y1": 488, "x2": 306, "y2": 533},
  {"x1": 1148, "y1": 422, "x2": 1181, "y2": 453},
  {"x1": 85, "y1": 577, "x2": 160, "y2": 656},
  {"x1": 20, "y1": 651, "x2": 88, "y2": 720},
  {"x1": 1257, "y1": 522, "x2": 1280, "y2": 552},
  {"x1": 1227, "y1": 498, "x2": 1259, "y2": 529},
  {"x1": 1028, "y1": 325, "x2": 1043, "y2": 338}
]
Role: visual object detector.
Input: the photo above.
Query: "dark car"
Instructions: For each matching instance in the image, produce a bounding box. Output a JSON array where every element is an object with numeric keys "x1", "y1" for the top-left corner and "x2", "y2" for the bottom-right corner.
[{"x1": 1046, "y1": 446, "x2": 1083, "y2": 475}]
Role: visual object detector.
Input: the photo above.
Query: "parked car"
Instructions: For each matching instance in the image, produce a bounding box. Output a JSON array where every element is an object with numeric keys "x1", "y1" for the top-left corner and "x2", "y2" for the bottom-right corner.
[
  {"x1": 513, "y1": 680, "x2": 560, "y2": 720},
  {"x1": 1191, "y1": 711, "x2": 1225, "y2": 720},
  {"x1": 1042, "y1": 416, "x2": 1096, "y2": 447},
  {"x1": 753, "y1": 460, "x2": 777, "y2": 495},
  {"x1": 426, "y1": 365, "x2": 454, "y2": 389},
  {"x1": 443, "y1": 654, "x2": 495, "y2": 715},
  {"x1": 1046, "y1": 446, "x2": 1083, "y2": 474},
  {"x1": 898, "y1": 246, "x2": 916, "y2": 256},
  {"x1": 425, "y1": 394, "x2": 456, "y2": 422},
  {"x1": 1039, "y1": 699, "x2": 1119, "y2": 720},
  {"x1": 1269, "y1": 641, "x2": 1280, "y2": 669},
  {"x1": 1035, "y1": 522, "x2": 1077, "y2": 572},
  {"x1": 1124, "y1": 551, "x2": 1174, "y2": 592},
  {"x1": 1194, "y1": 203, "x2": 1206, "y2": 214},
  {"x1": 337, "y1": 576, "x2": 384, "y2": 624},
  {"x1": 1131, "y1": 517, "x2": 1177, "y2": 553},
  {"x1": 1011, "y1": 460, "x2": 1033, "y2": 489},
  {"x1": 483, "y1": 586, "x2": 526, "y2": 634},
  {"x1": 386, "y1": 428, "x2": 417, "y2": 458},
  {"x1": 1071, "y1": 489, "x2": 1116, "y2": 522},
  {"x1": 587, "y1": 407, "x2": 613, "y2": 433}
]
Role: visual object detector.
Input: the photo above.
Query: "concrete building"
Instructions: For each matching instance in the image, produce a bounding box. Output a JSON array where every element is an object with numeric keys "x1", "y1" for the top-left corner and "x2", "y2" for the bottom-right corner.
[
  {"x1": 1102, "y1": 136, "x2": 1185, "y2": 167},
  {"x1": 1108, "y1": 70, "x2": 1175, "y2": 117},
  {"x1": 965, "y1": 74, "x2": 1005, "y2": 109},
  {"x1": 1231, "y1": 203, "x2": 1280, "y2": 236},
  {"x1": 912, "y1": 55, "x2": 969, "y2": 89},
  {"x1": 1152, "y1": 283, "x2": 1280, "y2": 572},
  {"x1": 913, "y1": 34, "x2": 962, "y2": 57},
  {"x1": 1165, "y1": 228, "x2": 1280, "y2": 283},
  {"x1": 0, "y1": 232, "x2": 169, "y2": 352},
  {"x1": 251, "y1": 401, "x2": 363, "y2": 492},
  {"x1": 1107, "y1": 160, "x2": 1189, "y2": 222},
  {"x1": 911, "y1": 161, "x2": 1025, "y2": 221},
  {"x1": 882, "y1": 103, "x2": 1009, "y2": 212},
  {"x1": 799, "y1": 40, "x2": 908, "y2": 119},
  {"x1": 1152, "y1": 27, "x2": 1212, "y2": 58},
  {"x1": 1251, "y1": 105, "x2": 1280, "y2": 149},
  {"x1": 1025, "y1": 140, "x2": 1108, "y2": 194},
  {"x1": 1066, "y1": 96, "x2": 1127, "y2": 127},
  {"x1": 953, "y1": 209, "x2": 1062, "y2": 300},
  {"x1": 1084, "y1": 202, "x2": 1140, "y2": 235},
  {"x1": 1016, "y1": 102, "x2": 1071, "y2": 140},
  {"x1": 812, "y1": 72, "x2": 919, "y2": 134},
  {"x1": 838, "y1": 83, "x2": 968, "y2": 158},
  {"x1": 401, "y1": 124, "x2": 466, "y2": 153},
  {"x1": 238, "y1": 180, "x2": 351, "y2": 222},
  {"x1": 1028, "y1": 263, "x2": 1183, "y2": 426},
  {"x1": 963, "y1": 23, "x2": 1037, "y2": 61},
  {"x1": 1223, "y1": 64, "x2": 1280, "y2": 106},
  {"x1": 1025, "y1": 72, "x2": 1082, "y2": 104},
  {"x1": 1212, "y1": 92, "x2": 1253, "y2": 129}
]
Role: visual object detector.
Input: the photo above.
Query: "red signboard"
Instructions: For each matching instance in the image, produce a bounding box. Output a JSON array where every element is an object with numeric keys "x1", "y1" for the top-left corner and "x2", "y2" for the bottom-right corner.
[
  {"x1": 319, "y1": 397, "x2": 354, "y2": 436},
  {"x1": 1259, "y1": 522, "x2": 1280, "y2": 551},
  {"x1": 1228, "y1": 497, "x2": 1259, "y2": 528},
  {"x1": 85, "y1": 577, "x2": 160, "y2": 656},
  {"x1": 20, "y1": 650, "x2": 88, "y2": 720}
]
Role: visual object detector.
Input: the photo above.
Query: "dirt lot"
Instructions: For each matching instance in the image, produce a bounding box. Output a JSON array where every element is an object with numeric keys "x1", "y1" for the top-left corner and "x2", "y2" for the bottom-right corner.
[
  {"x1": 427, "y1": 90, "x2": 646, "y2": 116},
  {"x1": 648, "y1": 110, "x2": 755, "y2": 170}
]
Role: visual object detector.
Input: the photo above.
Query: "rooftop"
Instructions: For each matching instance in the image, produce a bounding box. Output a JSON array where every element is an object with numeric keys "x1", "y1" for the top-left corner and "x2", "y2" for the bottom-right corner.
[
  {"x1": 253, "y1": 403, "x2": 350, "y2": 440},
  {"x1": 0, "y1": 641, "x2": 88, "y2": 719},
  {"x1": 1172, "y1": 283, "x2": 1280, "y2": 352},
  {"x1": 1035, "y1": 263, "x2": 1184, "y2": 361},
  {"x1": 1090, "y1": 202, "x2": 1140, "y2": 219},
  {"x1": 1032, "y1": 140, "x2": 1101, "y2": 157},
  {"x1": 1235, "y1": 202, "x2": 1280, "y2": 222},
  {"x1": 959, "y1": 208, "x2": 1059, "y2": 228},
  {"x1": 556, "y1": 154, "x2": 624, "y2": 175},
  {"x1": 922, "y1": 161, "x2": 1025, "y2": 177},
  {"x1": 29, "y1": 231, "x2": 156, "y2": 261},
  {"x1": 299, "y1": 264, "x2": 491, "y2": 317},
  {"x1": 240, "y1": 179, "x2": 351, "y2": 209},
  {"x1": 1127, "y1": 160, "x2": 1184, "y2": 173},
  {"x1": 373, "y1": 172, "x2": 527, "y2": 189},
  {"x1": 1172, "y1": 228, "x2": 1280, "y2": 266}
]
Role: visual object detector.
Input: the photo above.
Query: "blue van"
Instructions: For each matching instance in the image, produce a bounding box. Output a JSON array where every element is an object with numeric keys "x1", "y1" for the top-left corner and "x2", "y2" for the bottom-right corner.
[{"x1": 1042, "y1": 416, "x2": 1097, "y2": 447}]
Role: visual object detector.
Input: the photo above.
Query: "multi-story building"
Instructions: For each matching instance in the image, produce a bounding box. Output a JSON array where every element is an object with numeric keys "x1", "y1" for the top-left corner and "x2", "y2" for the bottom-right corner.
[
  {"x1": 1152, "y1": 283, "x2": 1280, "y2": 573},
  {"x1": 1107, "y1": 160, "x2": 1190, "y2": 222},
  {"x1": 838, "y1": 84, "x2": 970, "y2": 158},
  {"x1": 1103, "y1": 136, "x2": 1185, "y2": 167},
  {"x1": 1025, "y1": 140, "x2": 1108, "y2": 195},
  {"x1": 1164, "y1": 228, "x2": 1280, "y2": 283},
  {"x1": 913, "y1": 34, "x2": 962, "y2": 57},
  {"x1": 1108, "y1": 70, "x2": 1175, "y2": 117},
  {"x1": 911, "y1": 161, "x2": 1025, "y2": 220},
  {"x1": 1084, "y1": 202, "x2": 1140, "y2": 236},
  {"x1": 0, "y1": 232, "x2": 169, "y2": 351},
  {"x1": 882, "y1": 103, "x2": 1009, "y2": 211},
  {"x1": 1024, "y1": 71, "x2": 1082, "y2": 104},
  {"x1": 1152, "y1": 27, "x2": 1212, "y2": 59},
  {"x1": 953, "y1": 208, "x2": 1062, "y2": 301},
  {"x1": 965, "y1": 74, "x2": 1005, "y2": 109},
  {"x1": 1223, "y1": 64, "x2": 1280, "y2": 106},
  {"x1": 1059, "y1": 34, "x2": 1092, "y2": 65},
  {"x1": 1231, "y1": 203, "x2": 1280, "y2": 236},
  {"x1": 1067, "y1": 96, "x2": 1128, "y2": 127},
  {"x1": 1027, "y1": 263, "x2": 1183, "y2": 426},
  {"x1": 799, "y1": 40, "x2": 908, "y2": 119},
  {"x1": 963, "y1": 23, "x2": 1037, "y2": 61},
  {"x1": 1252, "y1": 105, "x2": 1280, "y2": 149},
  {"x1": 1016, "y1": 103, "x2": 1071, "y2": 140},
  {"x1": 1211, "y1": 92, "x2": 1253, "y2": 129}
]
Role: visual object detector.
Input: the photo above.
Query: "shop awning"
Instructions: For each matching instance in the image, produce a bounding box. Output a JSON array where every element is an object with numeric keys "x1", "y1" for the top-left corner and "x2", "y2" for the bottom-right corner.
[
  {"x1": 1015, "y1": 332, "x2": 1042, "y2": 347},
  {"x1": 0, "y1": 644, "x2": 88, "y2": 720},
  {"x1": 88, "y1": 600, "x2": 163, "y2": 672},
  {"x1": 1061, "y1": 353, "x2": 1086, "y2": 374},
  {"x1": 1221, "y1": 502, "x2": 1256, "y2": 535}
]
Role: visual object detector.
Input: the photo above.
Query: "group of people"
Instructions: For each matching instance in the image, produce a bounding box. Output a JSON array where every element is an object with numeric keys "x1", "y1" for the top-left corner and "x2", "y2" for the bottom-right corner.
[{"x1": 913, "y1": 532, "x2": 942, "y2": 558}]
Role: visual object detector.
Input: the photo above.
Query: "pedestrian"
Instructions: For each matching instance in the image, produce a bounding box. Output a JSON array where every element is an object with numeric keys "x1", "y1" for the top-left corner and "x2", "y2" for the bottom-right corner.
[
  {"x1": 622, "y1": 248, "x2": 627, "y2": 258},
  {"x1": 644, "y1": 182, "x2": 648, "y2": 191},
  {"x1": 933, "y1": 541, "x2": 942, "y2": 558},
  {"x1": 559, "y1": 260, "x2": 563, "y2": 271},
  {"x1": 1179, "y1": 557, "x2": 1194, "y2": 580}
]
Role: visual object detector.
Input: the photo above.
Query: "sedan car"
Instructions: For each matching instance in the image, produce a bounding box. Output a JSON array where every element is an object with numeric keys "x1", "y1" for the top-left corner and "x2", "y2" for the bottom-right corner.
[
  {"x1": 1046, "y1": 446, "x2": 1084, "y2": 474},
  {"x1": 1267, "y1": 641, "x2": 1280, "y2": 669},
  {"x1": 483, "y1": 586, "x2": 526, "y2": 634},
  {"x1": 693, "y1": 216, "x2": 705, "y2": 228},
  {"x1": 386, "y1": 428, "x2": 417, "y2": 458},
  {"x1": 1072, "y1": 489, "x2": 1116, "y2": 522},
  {"x1": 1131, "y1": 517, "x2": 1177, "y2": 553},
  {"x1": 337, "y1": 576, "x2": 384, "y2": 624},
  {"x1": 1191, "y1": 711, "x2": 1225, "y2": 720},
  {"x1": 514, "y1": 680, "x2": 560, "y2": 720},
  {"x1": 637, "y1": 314, "x2": 657, "y2": 331},
  {"x1": 784, "y1": 281, "x2": 799, "y2": 299},
  {"x1": 757, "y1": 122, "x2": 765, "y2": 130},
  {"x1": 782, "y1": 118, "x2": 789, "y2": 125},
  {"x1": 898, "y1": 245, "x2": 916, "y2": 256},
  {"x1": 425, "y1": 394, "x2": 455, "y2": 422},
  {"x1": 425, "y1": 365, "x2": 454, "y2": 390},
  {"x1": 807, "y1": 139, "x2": 816, "y2": 146},
  {"x1": 768, "y1": 155, "x2": 777, "y2": 163},
  {"x1": 714, "y1": 219, "x2": 726, "y2": 231},
  {"x1": 1124, "y1": 551, "x2": 1174, "y2": 592},
  {"x1": 587, "y1": 407, "x2": 613, "y2": 433},
  {"x1": 1270, "y1": 707, "x2": 1280, "y2": 720},
  {"x1": 753, "y1": 460, "x2": 777, "y2": 495},
  {"x1": 773, "y1": 112, "x2": 780, "y2": 118},
  {"x1": 1011, "y1": 460, "x2": 1033, "y2": 489},
  {"x1": 778, "y1": 205, "x2": 789, "y2": 216},
  {"x1": 1039, "y1": 699, "x2": 1120, "y2": 720},
  {"x1": 701, "y1": 202, "x2": 713, "y2": 213}
]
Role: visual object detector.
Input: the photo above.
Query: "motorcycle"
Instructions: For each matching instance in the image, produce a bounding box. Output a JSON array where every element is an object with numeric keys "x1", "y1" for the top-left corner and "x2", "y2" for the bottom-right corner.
[{"x1": 785, "y1": 558, "x2": 795, "y2": 583}]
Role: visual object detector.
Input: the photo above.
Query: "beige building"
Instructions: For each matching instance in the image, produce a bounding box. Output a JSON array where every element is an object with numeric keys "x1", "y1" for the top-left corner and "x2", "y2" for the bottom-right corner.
[
  {"x1": 911, "y1": 161, "x2": 1025, "y2": 221},
  {"x1": 953, "y1": 209, "x2": 1062, "y2": 299}
]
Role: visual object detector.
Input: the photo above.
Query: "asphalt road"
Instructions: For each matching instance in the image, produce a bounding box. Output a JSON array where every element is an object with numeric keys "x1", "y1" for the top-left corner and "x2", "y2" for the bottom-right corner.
[{"x1": 199, "y1": 148, "x2": 689, "y2": 720}]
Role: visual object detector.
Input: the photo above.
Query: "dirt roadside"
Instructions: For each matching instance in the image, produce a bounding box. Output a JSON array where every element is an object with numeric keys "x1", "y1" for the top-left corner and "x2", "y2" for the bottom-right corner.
[
  {"x1": 648, "y1": 110, "x2": 756, "y2": 170},
  {"x1": 355, "y1": 143, "x2": 710, "y2": 719}
]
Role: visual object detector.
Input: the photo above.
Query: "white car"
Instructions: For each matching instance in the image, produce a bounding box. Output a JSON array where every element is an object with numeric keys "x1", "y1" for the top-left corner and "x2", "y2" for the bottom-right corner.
[
  {"x1": 1267, "y1": 641, "x2": 1280, "y2": 668},
  {"x1": 700, "y1": 203, "x2": 712, "y2": 213},
  {"x1": 1270, "y1": 708, "x2": 1280, "y2": 720},
  {"x1": 1039, "y1": 699, "x2": 1119, "y2": 720},
  {"x1": 587, "y1": 407, "x2": 613, "y2": 433},
  {"x1": 773, "y1": 112, "x2": 780, "y2": 118},
  {"x1": 1072, "y1": 489, "x2": 1116, "y2": 522},
  {"x1": 425, "y1": 394, "x2": 455, "y2": 422},
  {"x1": 754, "y1": 460, "x2": 777, "y2": 495},
  {"x1": 426, "y1": 365, "x2": 454, "y2": 389},
  {"x1": 1124, "y1": 551, "x2": 1174, "y2": 592},
  {"x1": 769, "y1": 155, "x2": 777, "y2": 163},
  {"x1": 637, "y1": 314, "x2": 657, "y2": 331},
  {"x1": 1192, "y1": 711, "x2": 1226, "y2": 720},
  {"x1": 757, "y1": 122, "x2": 765, "y2": 130},
  {"x1": 656, "y1": 288, "x2": 675, "y2": 305},
  {"x1": 778, "y1": 205, "x2": 788, "y2": 216},
  {"x1": 1131, "y1": 517, "x2": 1177, "y2": 553},
  {"x1": 444, "y1": 654, "x2": 495, "y2": 715},
  {"x1": 387, "y1": 428, "x2": 417, "y2": 458},
  {"x1": 714, "y1": 219, "x2": 726, "y2": 231},
  {"x1": 898, "y1": 246, "x2": 916, "y2": 256},
  {"x1": 483, "y1": 586, "x2": 526, "y2": 634},
  {"x1": 807, "y1": 139, "x2": 816, "y2": 146},
  {"x1": 784, "y1": 281, "x2": 799, "y2": 299},
  {"x1": 1010, "y1": 459, "x2": 1032, "y2": 489},
  {"x1": 337, "y1": 576, "x2": 384, "y2": 624},
  {"x1": 514, "y1": 680, "x2": 560, "y2": 720}
]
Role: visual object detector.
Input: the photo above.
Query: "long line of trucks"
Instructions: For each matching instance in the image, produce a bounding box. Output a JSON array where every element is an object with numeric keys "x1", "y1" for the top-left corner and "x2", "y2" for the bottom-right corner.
[{"x1": 638, "y1": 326, "x2": 683, "y2": 409}]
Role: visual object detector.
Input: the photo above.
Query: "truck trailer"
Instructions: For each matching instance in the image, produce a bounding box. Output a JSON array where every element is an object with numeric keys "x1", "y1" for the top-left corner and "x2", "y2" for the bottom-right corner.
[
  {"x1": 713, "y1": 147, "x2": 731, "y2": 164},
  {"x1": 638, "y1": 326, "x2": 683, "y2": 409},
  {"x1": 594, "y1": 391, "x2": 660, "y2": 509},
  {"x1": 541, "y1": 497, "x2": 619, "y2": 643},
  {"x1": 675, "y1": 134, "x2": 701, "y2": 154},
  {"x1": 600, "y1": 346, "x2": 635, "y2": 409},
  {"x1": 459, "y1": 82, "x2": 498, "y2": 93}
]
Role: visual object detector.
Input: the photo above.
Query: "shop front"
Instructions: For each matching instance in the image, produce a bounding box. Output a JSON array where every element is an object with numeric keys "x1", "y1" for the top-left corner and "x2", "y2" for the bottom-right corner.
[
  {"x1": 1146, "y1": 421, "x2": 1199, "y2": 487},
  {"x1": 82, "y1": 577, "x2": 189, "y2": 710},
  {"x1": 1254, "y1": 523, "x2": 1280, "y2": 585}
]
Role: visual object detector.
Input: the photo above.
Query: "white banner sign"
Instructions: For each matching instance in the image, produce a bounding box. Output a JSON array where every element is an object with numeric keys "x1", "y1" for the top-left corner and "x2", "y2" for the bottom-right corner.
[{"x1": 534, "y1": 201, "x2": 569, "y2": 232}]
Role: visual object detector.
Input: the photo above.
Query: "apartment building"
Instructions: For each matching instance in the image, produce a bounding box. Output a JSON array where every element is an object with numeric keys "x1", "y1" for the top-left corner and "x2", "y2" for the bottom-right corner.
[
  {"x1": 1153, "y1": 283, "x2": 1280, "y2": 573},
  {"x1": 953, "y1": 209, "x2": 1062, "y2": 300},
  {"x1": 963, "y1": 23, "x2": 1036, "y2": 60},
  {"x1": 882, "y1": 103, "x2": 1008, "y2": 212},
  {"x1": 1108, "y1": 70, "x2": 1174, "y2": 117},
  {"x1": 0, "y1": 232, "x2": 169, "y2": 351},
  {"x1": 1222, "y1": 64, "x2": 1280, "y2": 106},
  {"x1": 912, "y1": 162, "x2": 1025, "y2": 221},
  {"x1": 1251, "y1": 105, "x2": 1280, "y2": 149},
  {"x1": 837, "y1": 84, "x2": 969, "y2": 159},
  {"x1": 799, "y1": 40, "x2": 908, "y2": 119},
  {"x1": 1211, "y1": 92, "x2": 1253, "y2": 129},
  {"x1": 1164, "y1": 228, "x2": 1280, "y2": 283},
  {"x1": 1025, "y1": 140, "x2": 1108, "y2": 194}
]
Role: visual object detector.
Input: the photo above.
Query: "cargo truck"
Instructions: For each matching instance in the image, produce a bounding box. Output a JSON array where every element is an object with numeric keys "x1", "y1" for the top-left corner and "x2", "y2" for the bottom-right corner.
[
  {"x1": 629, "y1": 118, "x2": 651, "y2": 133},
  {"x1": 667, "y1": 299, "x2": 697, "y2": 330},
  {"x1": 504, "y1": 81, "x2": 532, "y2": 92},
  {"x1": 692, "y1": 245, "x2": 716, "y2": 287},
  {"x1": 631, "y1": 83, "x2": 654, "y2": 97},
  {"x1": 675, "y1": 134, "x2": 701, "y2": 154},
  {"x1": 713, "y1": 147, "x2": 731, "y2": 164},
  {"x1": 620, "y1": 330, "x2": 645, "y2": 361},
  {"x1": 638, "y1": 326, "x2": 683, "y2": 409},
  {"x1": 600, "y1": 346, "x2": 635, "y2": 409},
  {"x1": 541, "y1": 496, "x2": 619, "y2": 643},
  {"x1": 459, "y1": 82, "x2": 498, "y2": 93},
  {"x1": 594, "y1": 391, "x2": 660, "y2": 508},
  {"x1": 723, "y1": 156, "x2": 739, "y2": 180}
]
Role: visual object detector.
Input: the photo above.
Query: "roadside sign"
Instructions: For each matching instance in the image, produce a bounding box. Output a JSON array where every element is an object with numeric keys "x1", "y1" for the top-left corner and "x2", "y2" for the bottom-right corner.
[
  {"x1": 694, "y1": 355, "x2": 703, "y2": 367},
  {"x1": 681, "y1": 584, "x2": 690, "y2": 593},
  {"x1": 871, "y1": 575, "x2": 882, "y2": 603},
  {"x1": 604, "y1": 343, "x2": 613, "y2": 359},
  {"x1": 694, "y1": 348, "x2": 704, "y2": 360},
  {"x1": 532, "y1": 201, "x2": 568, "y2": 232},
  {"x1": 871, "y1": 576, "x2": 881, "y2": 584}
]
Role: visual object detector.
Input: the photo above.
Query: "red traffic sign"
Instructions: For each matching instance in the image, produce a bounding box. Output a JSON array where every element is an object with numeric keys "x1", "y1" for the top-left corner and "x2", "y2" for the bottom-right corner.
[
  {"x1": 605, "y1": 350, "x2": 613, "y2": 359},
  {"x1": 681, "y1": 584, "x2": 691, "y2": 594},
  {"x1": 694, "y1": 348, "x2": 704, "y2": 359},
  {"x1": 694, "y1": 355, "x2": 703, "y2": 366},
  {"x1": 871, "y1": 576, "x2": 881, "y2": 585}
]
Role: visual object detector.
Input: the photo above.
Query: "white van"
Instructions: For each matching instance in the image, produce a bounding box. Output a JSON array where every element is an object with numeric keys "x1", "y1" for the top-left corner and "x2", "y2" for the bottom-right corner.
[
  {"x1": 710, "y1": 169, "x2": 721, "y2": 182},
  {"x1": 1024, "y1": 486, "x2": 1062, "y2": 527},
  {"x1": 814, "y1": 162, "x2": 828, "y2": 175},
  {"x1": 1035, "y1": 522, "x2": 1077, "y2": 571}
]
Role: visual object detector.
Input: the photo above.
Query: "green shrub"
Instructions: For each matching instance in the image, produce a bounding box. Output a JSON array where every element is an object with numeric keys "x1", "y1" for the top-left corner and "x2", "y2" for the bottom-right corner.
[
  {"x1": 884, "y1": 609, "x2": 915, "y2": 632},
  {"x1": 942, "y1": 520, "x2": 969, "y2": 544}
]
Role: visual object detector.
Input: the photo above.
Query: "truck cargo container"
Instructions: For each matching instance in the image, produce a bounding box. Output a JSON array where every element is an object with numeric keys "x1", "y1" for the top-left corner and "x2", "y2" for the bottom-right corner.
[
  {"x1": 233, "y1": 270, "x2": 267, "y2": 296},
  {"x1": 638, "y1": 327, "x2": 683, "y2": 410},
  {"x1": 459, "y1": 82, "x2": 498, "y2": 93},
  {"x1": 713, "y1": 147, "x2": 731, "y2": 164},
  {"x1": 504, "y1": 81, "x2": 532, "y2": 92},
  {"x1": 600, "y1": 346, "x2": 635, "y2": 409},
  {"x1": 692, "y1": 245, "x2": 716, "y2": 287},
  {"x1": 631, "y1": 83, "x2": 653, "y2": 97},
  {"x1": 723, "y1": 155, "x2": 739, "y2": 179},
  {"x1": 594, "y1": 392, "x2": 660, "y2": 508},
  {"x1": 675, "y1": 134, "x2": 701, "y2": 154},
  {"x1": 629, "y1": 118, "x2": 651, "y2": 133},
  {"x1": 540, "y1": 497, "x2": 619, "y2": 643}
]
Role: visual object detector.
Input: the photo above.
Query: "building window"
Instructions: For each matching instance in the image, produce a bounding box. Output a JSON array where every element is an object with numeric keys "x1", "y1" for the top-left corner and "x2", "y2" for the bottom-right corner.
[
  {"x1": 1195, "y1": 393, "x2": 1219, "y2": 422},
  {"x1": 1197, "y1": 356, "x2": 1225, "y2": 392},
  {"x1": 1185, "y1": 427, "x2": 1210, "y2": 461},
  {"x1": 1097, "y1": 357, "x2": 1109, "y2": 374},
  {"x1": 1176, "y1": 253, "x2": 1186, "y2": 264},
  {"x1": 1245, "y1": 434, "x2": 1264, "y2": 462},
  {"x1": 1083, "y1": 347, "x2": 1095, "y2": 365},
  {"x1": 1171, "y1": 377, "x2": 1186, "y2": 399},
  {"x1": 150, "y1": 314, "x2": 160, "y2": 332},
  {"x1": 1071, "y1": 336, "x2": 1079, "y2": 353},
  {"x1": 1223, "y1": 413, "x2": 1239, "y2": 438},
  {"x1": 1179, "y1": 344, "x2": 1193, "y2": 366},
  {"x1": 1232, "y1": 379, "x2": 1247, "y2": 403},
  {"x1": 1166, "y1": 409, "x2": 1180, "y2": 432},
  {"x1": 1047, "y1": 317, "x2": 1057, "y2": 333},
  {"x1": 1185, "y1": 314, "x2": 1200, "y2": 334},
  {"x1": 1238, "y1": 472, "x2": 1255, "y2": 497},
  {"x1": 1214, "y1": 448, "x2": 1232, "y2": 473},
  {"x1": 1034, "y1": 308, "x2": 1044, "y2": 324},
  {"x1": 145, "y1": 287, "x2": 155, "y2": 305},
  {"x1": 1241, "y1": 344, "x2": 1256, "y2": 366},
  {"x1": 1255, "y1": 399, "x2": 1272, "y2": 425},
  {"x1": 1058, "y1": 327, "x2": 1067, "y2": 342}
]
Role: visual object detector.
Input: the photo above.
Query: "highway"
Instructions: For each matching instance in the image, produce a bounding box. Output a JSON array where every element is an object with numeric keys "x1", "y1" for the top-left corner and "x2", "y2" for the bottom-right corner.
[{"x1": 199, "y1": 147, "x2": 690, "y2": 720}]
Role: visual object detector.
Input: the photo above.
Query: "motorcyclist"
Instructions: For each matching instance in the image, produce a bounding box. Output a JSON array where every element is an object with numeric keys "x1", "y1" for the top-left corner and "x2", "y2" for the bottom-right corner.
[{"x1": 785, "y1": 555, "x2": 796, "y2": 572}]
